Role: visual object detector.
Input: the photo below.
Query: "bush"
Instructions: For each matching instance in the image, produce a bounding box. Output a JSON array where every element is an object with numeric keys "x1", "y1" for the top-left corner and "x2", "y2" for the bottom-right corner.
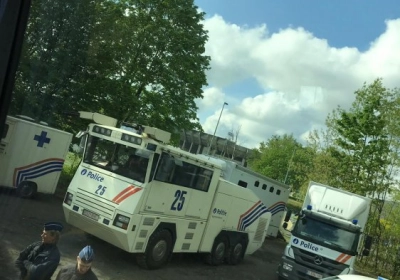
[{"x1": 56, "y1": 152, "x2": 81, "y2": 198}]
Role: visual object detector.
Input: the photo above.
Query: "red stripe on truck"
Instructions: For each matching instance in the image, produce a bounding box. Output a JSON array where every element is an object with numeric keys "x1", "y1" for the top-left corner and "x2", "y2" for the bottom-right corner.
[{"x1": 112, "y1": 185, "x2": 141, "y2": 204}]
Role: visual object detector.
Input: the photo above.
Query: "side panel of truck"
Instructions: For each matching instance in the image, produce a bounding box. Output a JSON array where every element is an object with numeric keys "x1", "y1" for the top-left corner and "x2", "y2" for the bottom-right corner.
[
  {"x1": 199, "y1": 180, "x2": 271, "y2": 254},
  {"x1": 223, "y1": 162, "x2": 289, "y2": 237},
  {"x1": 142, "y1": 172, "x2": 220, "y2": 220},
  {"x1": 0, "y1": 116, "x2": 72, "y2": 194}
]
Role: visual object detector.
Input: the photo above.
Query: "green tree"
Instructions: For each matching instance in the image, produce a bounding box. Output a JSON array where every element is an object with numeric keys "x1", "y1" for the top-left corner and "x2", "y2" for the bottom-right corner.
[
  {"x1": 11, "y1": 0, "x2": 210, "y2": 140},
  {"x1": 326, "y1": 79, "x2": 393, "y2": 196},
  {"x1": 12, "y1": 0, "x2": 97, "y2": 124},
  {"x1": 304, "y1": 129, "x2": 341, "y2": 189},
  {"x1": 322, "y1": 79, "x2": 400, "y2": 272},
  {"x1": 248, "y1": 134, "x2": 312, "y2": 191}
]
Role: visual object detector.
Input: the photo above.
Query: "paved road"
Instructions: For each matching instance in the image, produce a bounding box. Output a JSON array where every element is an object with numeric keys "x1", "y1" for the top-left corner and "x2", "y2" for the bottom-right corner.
[{"x1": 0, "y1": 189, "x2": 287, "y2": 280}]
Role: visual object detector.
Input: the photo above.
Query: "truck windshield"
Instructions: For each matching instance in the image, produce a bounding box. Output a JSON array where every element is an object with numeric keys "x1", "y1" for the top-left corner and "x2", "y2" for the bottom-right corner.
[
  {"x1": 292, "y1": 215, "x2": 360, "y2": 255},
  {"x1": 83, "y1": 135, "x2": 150, "y2": 183}
]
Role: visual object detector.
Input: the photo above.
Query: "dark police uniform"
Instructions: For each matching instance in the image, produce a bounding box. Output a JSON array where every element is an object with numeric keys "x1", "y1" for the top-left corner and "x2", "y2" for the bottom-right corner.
[
  {"x1": 55, "y1": 265, "x2": 98, "y2": 280},
  {"x1": 16, "y1": 241, "x2": 60, "y2": 280}
]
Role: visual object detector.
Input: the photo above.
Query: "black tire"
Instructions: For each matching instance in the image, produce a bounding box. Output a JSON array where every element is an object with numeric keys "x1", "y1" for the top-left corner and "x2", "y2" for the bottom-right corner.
[
  {"x1": 16, "y1": 181, "x2": 37, "y2": 198},
  {"x1": 205, "y1": 235, "x2": 228, "y2": 266},
  {"x1": 227, "y1": 239, "x2": 246, "y2": 265},
  {"x1": 136, "y1": 229, "x2": 173, "y2": 270}
]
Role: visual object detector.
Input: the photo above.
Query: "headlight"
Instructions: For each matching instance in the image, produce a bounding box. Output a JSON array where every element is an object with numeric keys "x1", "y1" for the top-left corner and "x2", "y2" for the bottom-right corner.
[
  {"x1": 118, "y1": 215, "x2": 130, "y2": 223},
  {"x1": 113, "y1": 214, "x2": 130, "y2": 230},
  {"x1": 63, "y1": 192, "x2": 73, "y2": 206},
  {"x1": 283, "y1": 262, "x2": 293, "y2": 271}
]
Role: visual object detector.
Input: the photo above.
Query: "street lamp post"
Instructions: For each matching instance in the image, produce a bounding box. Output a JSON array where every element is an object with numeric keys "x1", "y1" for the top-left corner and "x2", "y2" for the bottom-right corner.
[{"x1": 208, "y1": 102, "x2": 228, "y2": 154}]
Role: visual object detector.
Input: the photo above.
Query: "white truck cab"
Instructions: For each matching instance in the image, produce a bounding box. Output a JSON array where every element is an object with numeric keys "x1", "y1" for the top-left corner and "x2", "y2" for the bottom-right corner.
[{"x1": 277, "y1": 181, "x2": 372, "y2": 280}]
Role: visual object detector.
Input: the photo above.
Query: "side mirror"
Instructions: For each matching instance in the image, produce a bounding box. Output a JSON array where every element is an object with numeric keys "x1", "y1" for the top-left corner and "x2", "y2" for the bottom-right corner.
[
  {"x1": 284, "y1": 210, "x2": 292, "y2": 222},
  {"x1": 362, "y1": 235, "x2": 373, "y2": 256},
  {"x1": 283, "y1": 222, "x2": 288, "y2": 229},
  {"x1": 75, "y1": 130, "x2": 86, "y2": 138}
]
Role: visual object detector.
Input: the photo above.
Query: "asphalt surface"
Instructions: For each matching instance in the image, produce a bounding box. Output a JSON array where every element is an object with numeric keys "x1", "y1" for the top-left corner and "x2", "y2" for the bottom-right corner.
[{"x1": 0, "y1": 188, "x2": 287, "y2": 280}]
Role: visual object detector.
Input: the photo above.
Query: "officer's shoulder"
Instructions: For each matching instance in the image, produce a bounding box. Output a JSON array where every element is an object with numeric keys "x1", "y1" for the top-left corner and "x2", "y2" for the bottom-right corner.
[{"x1": 27, "y1": 241, "x2": 42, "y2": 248}]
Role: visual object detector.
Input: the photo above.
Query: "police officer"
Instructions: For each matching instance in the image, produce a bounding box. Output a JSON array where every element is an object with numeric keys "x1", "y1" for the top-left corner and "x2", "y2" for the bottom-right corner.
[
  {"x1": 55, "y1": 245, "x2": 98, "y2": 280},
  {"x1": 15, "y1": 222, "x2": 63, "y2": 280}
]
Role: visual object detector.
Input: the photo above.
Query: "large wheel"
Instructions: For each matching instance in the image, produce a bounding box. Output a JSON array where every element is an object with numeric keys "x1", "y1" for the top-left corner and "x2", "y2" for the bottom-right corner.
[
  {"x1": 16, "y1": 181, "x2": 37, "y2": 198},
  {"x1": 227, "y1": 239, "x2": 246, "y2": 265},
  {"x1": 136, "y1": 229, "x2": 173, "y2": 270},
  {"x1": 205, "y1": 234, "x2": 228, "y2": 266}
]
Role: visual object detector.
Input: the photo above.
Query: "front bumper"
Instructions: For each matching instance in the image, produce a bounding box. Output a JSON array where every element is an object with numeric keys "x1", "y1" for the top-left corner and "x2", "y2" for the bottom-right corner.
[{"x1": 277, "y1": 256, "x2": 326, "y2": 280}]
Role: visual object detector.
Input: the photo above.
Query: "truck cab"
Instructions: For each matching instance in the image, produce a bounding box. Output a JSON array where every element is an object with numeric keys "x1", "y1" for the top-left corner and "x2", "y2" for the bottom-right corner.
[{"x1": 277, "y1": 181, "x2": 372, "y2": 280}]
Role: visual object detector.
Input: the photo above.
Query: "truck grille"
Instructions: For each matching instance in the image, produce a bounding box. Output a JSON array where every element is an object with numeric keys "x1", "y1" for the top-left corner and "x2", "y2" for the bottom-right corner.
[
  {"x1": 293, "y1": 247, "x2": 349, "y2": 279},
  {"x1": 75, "y1": 189, "x2": 115, "y2": 219}
]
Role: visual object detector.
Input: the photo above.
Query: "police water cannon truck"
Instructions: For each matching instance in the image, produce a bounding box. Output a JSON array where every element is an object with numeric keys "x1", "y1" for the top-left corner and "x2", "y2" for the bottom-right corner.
[
  {"x1": 63, "y1": 119, "x2": 273, "y2": 269},
  {"x1": 277, "y1": 181, "x2": 372, "y2": 280}
]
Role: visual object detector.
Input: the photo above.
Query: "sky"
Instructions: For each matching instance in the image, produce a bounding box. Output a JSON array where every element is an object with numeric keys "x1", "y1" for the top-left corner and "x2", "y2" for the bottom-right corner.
[{"x1": 193, "y1": 0, "x2": 400, "y2": 149}]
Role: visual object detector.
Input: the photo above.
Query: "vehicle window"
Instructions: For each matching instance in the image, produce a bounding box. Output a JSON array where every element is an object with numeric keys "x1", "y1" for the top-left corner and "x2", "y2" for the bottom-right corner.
[
  {"x1": 238, "y1": 180, "x2": 248, "y2": 188},
  {"x1": 269, "y1": 186, "x2": 274, "y2": 193},
  {"x1": 293, "y1": 215, "x2": 360, "y2": 254},
  {"x1": 83, "y1": 135, "x2": 150, "y2": 183},
  {"x1": 155, "y1": 152, "x2": 213, "y2": 192}
]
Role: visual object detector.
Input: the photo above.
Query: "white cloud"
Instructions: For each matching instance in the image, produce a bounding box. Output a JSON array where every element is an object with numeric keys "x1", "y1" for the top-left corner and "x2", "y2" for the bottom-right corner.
[
  {"x1": 203, "y1": 15, "x2": 268, "y2": 87},
  {"x1": 197, "y1": 87, "x2": 225, "y2": 107},
  {"x1": 199, "y1": 16, "x2": 400, "y2": 148}
]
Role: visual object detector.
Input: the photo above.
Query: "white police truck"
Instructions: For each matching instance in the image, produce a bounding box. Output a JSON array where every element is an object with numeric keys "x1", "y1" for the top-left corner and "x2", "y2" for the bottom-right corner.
[{"x1": 62, "y1": 121, "x2": 272, "y2": 269}]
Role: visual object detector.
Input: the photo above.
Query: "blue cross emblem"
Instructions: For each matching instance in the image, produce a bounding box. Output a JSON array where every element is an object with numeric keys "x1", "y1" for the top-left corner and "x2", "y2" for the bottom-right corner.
[{"x1": 34, "y1": 131, "x2": 51, "y2": 147}]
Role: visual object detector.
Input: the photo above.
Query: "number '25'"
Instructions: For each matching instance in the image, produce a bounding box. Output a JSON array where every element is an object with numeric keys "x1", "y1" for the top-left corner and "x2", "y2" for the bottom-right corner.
[
  {"x1": 95, "y1": 185, "x2": 107, "y2": 195},
  {"x1": 171, "y1": 190, "x2": 187, "y2": 211}
]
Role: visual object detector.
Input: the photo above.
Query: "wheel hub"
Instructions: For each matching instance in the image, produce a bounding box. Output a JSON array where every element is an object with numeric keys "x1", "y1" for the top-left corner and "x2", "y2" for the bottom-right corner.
[
  {"x1": 215, "y1": 242, "x2": 226, "y2": 260},
  {"x1": 152, "y1": 240, "x2": 167, "y2": 261},
  {"x1": 233, "y1": 243, "x2": 243, "y2": 258},
  {"x1": 21, "y1": 184, "x2": 33, "y2": 196}
]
